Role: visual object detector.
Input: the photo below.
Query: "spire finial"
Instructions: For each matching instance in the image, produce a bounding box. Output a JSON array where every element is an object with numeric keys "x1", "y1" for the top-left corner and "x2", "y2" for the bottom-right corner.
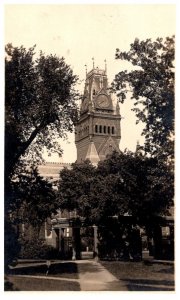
[
  {"x1": 104, "y1": 59, "x2": 107, "y2": 73},
  {"x1": 84, "y1": 64, "x2": 87, "y2": 76},
  {"x1": 116, "y1": 100, "x2": 120, "y2": 115},
  {"x1": 92, "y1": 57, "x2": 95, "y2": 69}
]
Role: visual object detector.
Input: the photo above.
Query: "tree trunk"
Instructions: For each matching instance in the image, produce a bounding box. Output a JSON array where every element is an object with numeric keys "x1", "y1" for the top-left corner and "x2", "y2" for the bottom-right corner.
[{"x1": 153, "y1": 224, "x2": 163, "y2": 259}]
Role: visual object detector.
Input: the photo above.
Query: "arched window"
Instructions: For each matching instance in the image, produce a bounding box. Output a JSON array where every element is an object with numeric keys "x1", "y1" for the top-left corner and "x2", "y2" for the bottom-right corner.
[
  {"x1": 95, "y1": 125, "x2": 98, "y2": 133},
  {"x1": 108, "y1": 126, "x2": 110, "y2": 134},
  {"x1": 99, "y1": 125, "x2": 102, "y2": 133},
  {"x1": 112, "y1": 126, "x2": 115, "y2": 134},
  {"x1": 104, "y1": 126, "x2": 106, "y2": 134}
]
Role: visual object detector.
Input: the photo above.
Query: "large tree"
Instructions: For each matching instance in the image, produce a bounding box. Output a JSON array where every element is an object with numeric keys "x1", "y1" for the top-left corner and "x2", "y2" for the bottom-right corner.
[
  {"x1": 57, "y1": 160, "x2": 96, "y2": 221},
  {"x1": 112, "y1": 36, "x2": 175, "y2": 161},
  {"x1": 97, "y1": 151, "x2": 173, "y2": 220},
  {"x1": 5, "y1": 44, "x2": 79, "y2": 266},
  {"x1": 10, "y1": 168, "x2": 57, "y2": 234},
  {"x1": 57, "y1": 152, "x2": 174, "y2": 259},
  {"x1": 5, "y1": 44, "x2": 79, "y2": 181},
  {"x1": 57, "y1": 151, "x2": 173, "y2": 224},
  {"x1": 5, "y1": 167, "x2": 57, "y2": 268}
]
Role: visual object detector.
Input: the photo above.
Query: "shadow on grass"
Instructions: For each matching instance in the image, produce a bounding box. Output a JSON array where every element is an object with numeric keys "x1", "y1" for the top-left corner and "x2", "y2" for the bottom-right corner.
[
  {"x1": 4, "y1": 276, "x2": 20, "y2": 291},
  {"x1": 5, "y1": 275, "x2": 81, "y2": 291},
  {"x1": 122, "y1": 278, "x2": 174, "y2": 291},
  {"x1": 100, "y1": 261, "x2": 175, "y2": 291},
  {"x1": 155, "y1": 266, "x2": 174, "y2": 274},
  {"x1": 8, "y1": 262, "x2": 78, "y2": 279}
]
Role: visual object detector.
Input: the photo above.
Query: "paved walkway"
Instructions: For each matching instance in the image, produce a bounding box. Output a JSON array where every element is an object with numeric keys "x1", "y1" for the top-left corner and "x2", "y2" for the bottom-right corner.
[
  {"x1": 9, "y1": 259, "x2": 127, "y2": 291},
  {"x1": 77, "y1": 260, "x2": 127, "y2": 291}
]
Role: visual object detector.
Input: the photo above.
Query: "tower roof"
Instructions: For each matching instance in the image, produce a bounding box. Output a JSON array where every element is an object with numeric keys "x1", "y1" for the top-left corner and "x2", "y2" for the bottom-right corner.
[
  {"x1": 85, "y1": 141, "x2": 100, "y2": 166},
  {"x1": 86, "y1": 67, "x2": 106, "y2": 79}
]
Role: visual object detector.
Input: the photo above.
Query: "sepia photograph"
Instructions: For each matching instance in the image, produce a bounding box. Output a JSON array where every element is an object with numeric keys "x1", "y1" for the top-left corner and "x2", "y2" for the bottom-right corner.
[{"x1": 3, "y1": 0, "x2": 175, "y2": 294}]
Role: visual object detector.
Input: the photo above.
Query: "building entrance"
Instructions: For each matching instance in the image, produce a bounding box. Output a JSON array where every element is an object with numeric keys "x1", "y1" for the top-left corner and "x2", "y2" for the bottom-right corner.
[{"x1": 51, "y1": 218, "x2": 98, "y2": 260}]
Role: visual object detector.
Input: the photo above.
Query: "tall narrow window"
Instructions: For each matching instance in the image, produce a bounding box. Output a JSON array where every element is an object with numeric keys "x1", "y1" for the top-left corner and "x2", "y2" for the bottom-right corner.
[
  {"x1": 99, "y1": 125, "x2": 102, "y2": 133},
  {"x1": 108, "y1": 126, "x2": 110, "y2": 134},
  {"x1": 112, "y1": 126, "x2": 115, "y2": 134},
  {"x1": 104, "y1": 126, "x2": 106, "y2": 134},
  {"x1": 95, "y1": 125, "x2": 98, "y2": 133},
  {"x1": 66, "y1": 228, "x2": 69, "y2": 237}
]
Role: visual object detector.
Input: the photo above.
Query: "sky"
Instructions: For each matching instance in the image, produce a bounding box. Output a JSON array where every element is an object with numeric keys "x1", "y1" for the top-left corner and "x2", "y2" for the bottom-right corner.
[{"x1": 4, "y1": 2, "x2": 176, "y2": 163}]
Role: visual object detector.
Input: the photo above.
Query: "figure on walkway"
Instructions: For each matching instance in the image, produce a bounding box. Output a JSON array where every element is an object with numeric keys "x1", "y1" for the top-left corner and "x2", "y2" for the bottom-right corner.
[{"x1": 46, "y1": 260, "x2": 51, "y2": 276}]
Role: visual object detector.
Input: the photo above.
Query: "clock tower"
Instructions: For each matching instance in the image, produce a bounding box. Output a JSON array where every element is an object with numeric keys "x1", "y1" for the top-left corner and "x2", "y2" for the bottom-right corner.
[{"x1": 75, "y1": 65, "x2": 121, "y2": 165}]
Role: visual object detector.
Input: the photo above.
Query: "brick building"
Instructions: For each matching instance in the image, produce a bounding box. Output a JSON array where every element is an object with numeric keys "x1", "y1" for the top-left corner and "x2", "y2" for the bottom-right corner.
[{"x1": 75, "y1": 65, "x2": 121, "y2": 164}]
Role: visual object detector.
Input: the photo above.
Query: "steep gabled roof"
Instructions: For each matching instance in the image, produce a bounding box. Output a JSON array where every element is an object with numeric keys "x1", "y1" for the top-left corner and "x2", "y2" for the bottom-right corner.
[{"x1": 85, "y1": 141, "x2": 100, "y2": 166}]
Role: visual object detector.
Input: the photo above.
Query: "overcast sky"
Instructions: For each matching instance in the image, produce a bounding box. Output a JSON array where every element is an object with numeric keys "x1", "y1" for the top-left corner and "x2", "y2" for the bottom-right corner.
[{"x1": 4, "y1": 2, "x2": 176, "y2": 163}]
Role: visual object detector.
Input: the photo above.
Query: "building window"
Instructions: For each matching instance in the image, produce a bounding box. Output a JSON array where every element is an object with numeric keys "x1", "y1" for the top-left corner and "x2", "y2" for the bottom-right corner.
[
  {"x1": 112, "y1": 126, "x2": 115, "y2": 134},
  {"x1": 108, "y1": 126, "x2": 110, "y2": 134},
  {"x1": 104, "y1": 126, "x2": 106, "y2": 134},
  {"x1": 95, "y1": 125, "x2": 98, "y2": 133},
  {"x1": 66, "y1": 228, "x2": 70, "y2": 237},
  {"x1": 99, "y1": 125, "x2": 102, "y2": 133}
]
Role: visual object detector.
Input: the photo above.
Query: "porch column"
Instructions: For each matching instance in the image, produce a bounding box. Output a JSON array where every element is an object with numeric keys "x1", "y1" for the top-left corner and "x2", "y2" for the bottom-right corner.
[
  {"x1": 72, "y1": 227, "x2": 76, "y2": 260},
  {"x1": 72, "y1": 227, "x2": 81, "y2": 260},
  {"x1": 93, "y1": 225, "x2": 98, "y2": 259}
]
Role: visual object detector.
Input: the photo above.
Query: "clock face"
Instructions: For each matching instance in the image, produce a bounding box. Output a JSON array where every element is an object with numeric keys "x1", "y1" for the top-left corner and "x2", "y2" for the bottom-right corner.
[{"x1": 97, "y1": 94, "x2": 110, "y2": 108}]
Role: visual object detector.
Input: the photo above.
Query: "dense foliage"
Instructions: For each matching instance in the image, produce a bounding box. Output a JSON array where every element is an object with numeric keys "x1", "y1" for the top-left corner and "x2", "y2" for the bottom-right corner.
[
  {"x1": 19, "y1": 238, "x2": 59, "y2": 259},
  {"x1": 5, "y1": 167, "x2": 57, "y2": 267},
  {"x1": 57, "y1": 152, "x2": 174, "y2": 259},
  {"x1": 5, "y1": 44, "x2": 79, "y2": 181},
  {"x1": 57, "y1": 161, "x2": 96, "y2": 222},
  {"x1": 10, "y1": 168, "x2": 57, "y2": 233},
  {"x1": 112, "y1": 36, "x2": 175, "y2": 161},
  {"x1": 57, "y1": 151, "x2": 174, "y2": 225},
  {"x1": 5, "y1": 44, "x2": 79, "y2": 266}
]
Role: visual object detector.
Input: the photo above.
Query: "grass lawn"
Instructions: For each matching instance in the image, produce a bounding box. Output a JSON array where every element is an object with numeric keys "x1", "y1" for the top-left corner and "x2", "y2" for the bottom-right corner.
[
  {"x1": 100, "y1": 261, "x2": 175, "y2": 291},
  {"x1": 5, "y1": 262, "x2": 80, "y2": 291},
  {"x1": 5, "y1": 275, "x2": 80, "y2": 291},
  {"x1": 9, "y1": 262, "x2": 79, "y2": 279}
]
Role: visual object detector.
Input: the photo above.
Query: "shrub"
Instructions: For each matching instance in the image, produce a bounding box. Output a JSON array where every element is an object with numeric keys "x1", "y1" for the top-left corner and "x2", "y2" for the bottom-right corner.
[{"x1": 19, "y1": 238, "x2": 58, "y2": 259}]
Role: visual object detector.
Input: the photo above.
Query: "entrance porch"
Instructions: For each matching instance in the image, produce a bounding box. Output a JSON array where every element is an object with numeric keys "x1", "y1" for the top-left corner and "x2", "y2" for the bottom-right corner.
[{"x1": 49, "y1": 217, "x2": 98, "y2": 260}]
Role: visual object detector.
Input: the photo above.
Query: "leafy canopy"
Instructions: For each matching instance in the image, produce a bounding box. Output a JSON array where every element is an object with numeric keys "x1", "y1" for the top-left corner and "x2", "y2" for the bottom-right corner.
[
  {"x1": 57, "y1": 151, "x2": 174, "y2": 225},
  {"x1": 112, "y1": 36, "x2": 175, "y2": 161},
  {"x1": 57, "y1": 160, "x2": 96, "y2": 216},
  {"x1": 10, "y1": 167, "x2": 57, "y2": 232},
  {"x1": 5, "y1": 44, "x2": 79, "y2": 179}
]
